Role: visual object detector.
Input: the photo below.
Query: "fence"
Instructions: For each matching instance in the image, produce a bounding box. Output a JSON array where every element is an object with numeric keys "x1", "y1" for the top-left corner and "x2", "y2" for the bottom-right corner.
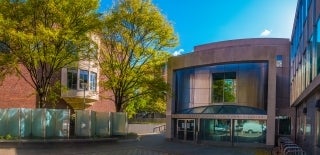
[
  {"x1": 75, "y1": 110, "x2": 128, "y2": 137},
  {"x1": 0, "y1": 108, "x2": 127, "y2": 139}
]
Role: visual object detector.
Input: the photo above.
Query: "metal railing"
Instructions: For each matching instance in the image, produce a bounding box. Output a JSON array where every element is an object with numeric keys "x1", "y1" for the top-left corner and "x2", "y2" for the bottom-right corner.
[{"x1": 153, "y1": 124, "x2": 166, "y2": 133}]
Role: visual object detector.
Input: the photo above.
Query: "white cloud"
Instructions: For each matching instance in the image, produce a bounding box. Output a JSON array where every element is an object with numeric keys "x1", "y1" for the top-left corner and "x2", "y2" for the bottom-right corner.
[
  {"x1": 173, "y1": 49, "x2": 184, "y2": 56},
  {"x1": 260, "y1": 29, "x2": 272, "y2": 37}
]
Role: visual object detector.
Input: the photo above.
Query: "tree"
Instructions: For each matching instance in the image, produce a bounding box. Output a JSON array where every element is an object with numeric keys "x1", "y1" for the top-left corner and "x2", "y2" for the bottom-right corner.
[
  {"x1": 0, "y1": 0, "x2": 100, "y2": 108},
  {"x1": 99, "y1": 0, "x2": 178, "y2": 112}
]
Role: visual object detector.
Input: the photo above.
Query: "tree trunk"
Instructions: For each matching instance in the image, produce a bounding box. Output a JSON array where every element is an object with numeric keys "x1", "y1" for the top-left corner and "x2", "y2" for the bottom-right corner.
[
  {"x1": 115, "y1": 95, "x2": 123, "y2": 112},
  {"x1": 38, "y1": 93, "x2": 46, "y2": 108},
  {"x1": 116, "y1": 103, "x2": 122, "y2": 112}
]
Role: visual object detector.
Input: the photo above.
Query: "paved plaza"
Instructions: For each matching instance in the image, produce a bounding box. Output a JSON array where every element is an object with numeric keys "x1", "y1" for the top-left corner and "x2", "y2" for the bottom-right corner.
[{"x1": 0, "y1": 134, "x2": 272, "y2": 155}]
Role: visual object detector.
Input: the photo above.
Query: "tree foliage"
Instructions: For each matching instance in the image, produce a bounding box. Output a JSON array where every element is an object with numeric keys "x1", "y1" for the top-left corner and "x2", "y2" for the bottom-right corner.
[
  {"x1": 99, "y1": 0, "x2": 178, "y2": 112},
  {"x1": 0, "y1": 0, "x2": 100, "y2": 108}
]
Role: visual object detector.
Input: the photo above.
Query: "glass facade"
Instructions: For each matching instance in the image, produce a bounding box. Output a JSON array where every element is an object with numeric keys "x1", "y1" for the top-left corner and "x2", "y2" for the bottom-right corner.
[
  {"x1": 290, "y1": 0, "x2": 317, "y2": 102},
  {"x1": 174, "y1": 62, "x2": 268, "y2": 112}
]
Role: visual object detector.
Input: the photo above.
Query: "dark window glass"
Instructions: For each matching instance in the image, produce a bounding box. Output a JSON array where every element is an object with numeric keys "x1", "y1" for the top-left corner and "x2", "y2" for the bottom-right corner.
[
  {"x1": 277, "y1": 116, "x2": 291, "y2": 135},
  {"x1": 67, "y1": 68, "x2": 77, "y2": 89}
]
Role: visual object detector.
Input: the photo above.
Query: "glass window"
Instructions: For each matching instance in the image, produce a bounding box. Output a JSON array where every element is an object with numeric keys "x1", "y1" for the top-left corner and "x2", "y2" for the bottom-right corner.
[
  {"x1": 90, "y1": 72, "x2": 97, "y2": 91},
  {"x1": 234, "y1": 120, "x2": 266, "y2": 144},
  {"x1": 212, "y1": 72, "x2": 236, "y2": 103},
  {"x1": 174, "y1": 63, "x2": 267, "y2": 111},
  {"x1": 67, "y1": 68, "x2": 77, "y2": 90},
  {"x1": 276, "y1": 55, "x2": 283, "y2": 67},
  {"x1": 79, "y1": 70, "x2": 89, "y2": 90},
  {"x1": 200, "y1": 119, "x2": 231, "y2": 142}
]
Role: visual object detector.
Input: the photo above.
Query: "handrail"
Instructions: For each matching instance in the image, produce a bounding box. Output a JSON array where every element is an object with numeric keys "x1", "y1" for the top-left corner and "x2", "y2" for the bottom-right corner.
[{"x1": 153, "y1": 124, "x2": 166, "y2": 133}]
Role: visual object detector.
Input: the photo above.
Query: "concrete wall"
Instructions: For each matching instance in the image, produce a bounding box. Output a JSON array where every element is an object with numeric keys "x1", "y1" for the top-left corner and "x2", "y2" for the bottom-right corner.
[{"x1": 128, "y1": 123, "x2": 165, "y2": 134}]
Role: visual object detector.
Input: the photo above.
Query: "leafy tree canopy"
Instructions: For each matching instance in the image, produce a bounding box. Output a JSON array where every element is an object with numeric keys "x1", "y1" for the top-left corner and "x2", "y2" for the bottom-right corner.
[
  {"x1": 99, "y1": 0, "x2": 178, "y2": 112},
  {"x1": 0, "y1": 0, "x2": 100, "y2": 108}
]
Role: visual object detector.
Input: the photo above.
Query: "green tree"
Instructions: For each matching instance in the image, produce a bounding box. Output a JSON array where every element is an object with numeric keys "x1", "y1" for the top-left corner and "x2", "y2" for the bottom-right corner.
[
  {"x1": 0, "y1": 0, "x2": 99, "y2": 108},
  {"x1": 99, "y1": 0, "x2": 178, "y2": 112}
]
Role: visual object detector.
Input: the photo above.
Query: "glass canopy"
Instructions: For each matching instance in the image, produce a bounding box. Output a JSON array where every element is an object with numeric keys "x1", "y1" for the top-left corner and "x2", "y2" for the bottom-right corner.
[{"x1": 177, "y1": 105, "x2": 267, "y2": 115}]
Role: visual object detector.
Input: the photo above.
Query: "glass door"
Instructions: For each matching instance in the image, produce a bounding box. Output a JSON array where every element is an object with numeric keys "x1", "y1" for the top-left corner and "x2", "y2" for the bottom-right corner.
[{"x1": 177, "y1": 119, "x2": 195, "y2": 141}]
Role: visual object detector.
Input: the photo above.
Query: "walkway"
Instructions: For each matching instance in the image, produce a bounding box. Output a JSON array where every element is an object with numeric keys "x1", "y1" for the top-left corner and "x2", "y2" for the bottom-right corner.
[{"x1": 0, "y1": 134, "x2": 272, "y2": 155}]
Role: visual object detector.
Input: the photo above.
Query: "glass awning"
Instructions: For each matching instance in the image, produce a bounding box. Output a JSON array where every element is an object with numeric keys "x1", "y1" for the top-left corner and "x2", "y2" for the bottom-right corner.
[{"x1": 177, "y1": 105, "x2": 267, "y2": 115}]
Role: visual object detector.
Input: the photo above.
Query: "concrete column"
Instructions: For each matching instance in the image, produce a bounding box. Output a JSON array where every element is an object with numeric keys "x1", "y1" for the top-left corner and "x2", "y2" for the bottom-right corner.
[
  {"x1": 266, "y1": 58, "x2": 276, "y2": 146},
  {"x1": 166, "y1": 62, "x2": 174, "y2": 140}
]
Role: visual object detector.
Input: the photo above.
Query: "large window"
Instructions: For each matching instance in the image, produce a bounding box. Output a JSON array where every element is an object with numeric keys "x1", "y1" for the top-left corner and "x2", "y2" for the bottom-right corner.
[
  {"x1": 90, "y1": 72, "x2": 97, "y2": 91},
  {"x1": 199, "y1": 119, "x2": 266, "y2": 144},
  {"x1": 212, "y1": 72, "x2": 236, "y2": 103},
  {"x1": 67, "y1": 68, "x2": 77, "y2": 90},
  {"x1": 79, "y1": 70, "x2": 89, "y2": 90},
  {"x1": 233, "y1": 120, "x2": 266, "y2": 143},
  {"x1": 200, "y1": 119, "x2": 231, "y2": 142},
  {"x1": 174, "y1": 63, "x2": 268, "y2": 112}
]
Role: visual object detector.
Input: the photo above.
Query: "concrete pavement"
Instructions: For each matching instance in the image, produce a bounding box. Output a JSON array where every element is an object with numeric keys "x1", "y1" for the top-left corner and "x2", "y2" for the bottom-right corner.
[{"x1": 0, "y1": 134, "x2": 272, "y2": 155}]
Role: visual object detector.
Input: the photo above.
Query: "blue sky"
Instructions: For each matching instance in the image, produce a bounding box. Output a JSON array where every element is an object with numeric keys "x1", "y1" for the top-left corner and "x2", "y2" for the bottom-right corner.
[{"x1": 99, "y1": 0, "x2": 297, "y2": 55}]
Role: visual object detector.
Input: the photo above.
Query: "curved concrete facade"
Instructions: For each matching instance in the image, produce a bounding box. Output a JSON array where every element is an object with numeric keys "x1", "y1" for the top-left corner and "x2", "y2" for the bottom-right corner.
[{"x1": 166, "y1": 38, "x2": 291, "y2": 146}]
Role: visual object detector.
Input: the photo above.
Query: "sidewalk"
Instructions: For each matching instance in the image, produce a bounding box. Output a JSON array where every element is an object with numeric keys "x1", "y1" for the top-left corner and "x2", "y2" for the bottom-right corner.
[{"x1": 0, "y1": 134, "x2": 272, "y2": 155}]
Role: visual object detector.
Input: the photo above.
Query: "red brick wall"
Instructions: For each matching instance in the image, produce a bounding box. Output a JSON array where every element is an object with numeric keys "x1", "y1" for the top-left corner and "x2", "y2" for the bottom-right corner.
[
  {"x1": 0, "y1": 65, "x2": 36, "y2": 108},
  {"x1": 0, "y1": 65, "x2": 116, "y2": 112},
  {"x1": 87, "y1": 89, "x2": 116, "y2": 112}
]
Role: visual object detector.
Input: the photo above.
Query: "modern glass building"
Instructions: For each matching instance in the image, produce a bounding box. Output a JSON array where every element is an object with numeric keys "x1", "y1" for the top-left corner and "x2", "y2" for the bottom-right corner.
[
  {"x1": 166, "y1": 38, "x2": 292, "y2": 147},
  {"x1": 290, "y1": 0, "x2": 320, "y2": 154}
]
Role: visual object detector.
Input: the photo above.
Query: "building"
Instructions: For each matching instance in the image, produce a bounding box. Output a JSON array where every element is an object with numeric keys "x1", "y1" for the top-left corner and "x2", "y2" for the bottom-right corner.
[
  {"x1": 166, "y1": 38, "x2": 292, "y2": 147},
  {"x1": 290, "y1": 0, "x2": 320, "y2": 154},
  {"x1": 0, "y1": 35, "x2": 115, "y2": 112}
]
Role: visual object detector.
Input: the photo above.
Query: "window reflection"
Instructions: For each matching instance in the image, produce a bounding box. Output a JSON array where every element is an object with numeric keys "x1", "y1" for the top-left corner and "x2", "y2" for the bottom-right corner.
[
  {"x1": 174, "y1": 62, "x2": 268, "y2": 112},
  {"x1": 200, "y1": 119, "x2": 231, "y2": 142},
  {"x1": 234, "y1": 120, "x2": 266, "y2": 143},
  {"x1": 212, "y1": 72, "x2": 236, "y2": 103},
  {"x1": 79, "y1": 70, "x2": 89, "y2": 90}
]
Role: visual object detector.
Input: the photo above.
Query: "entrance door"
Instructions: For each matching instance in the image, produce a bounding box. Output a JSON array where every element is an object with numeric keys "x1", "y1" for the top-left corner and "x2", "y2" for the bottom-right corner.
[{"x1": 177, "y1": 119, "x2": 195, "y2": 141}]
